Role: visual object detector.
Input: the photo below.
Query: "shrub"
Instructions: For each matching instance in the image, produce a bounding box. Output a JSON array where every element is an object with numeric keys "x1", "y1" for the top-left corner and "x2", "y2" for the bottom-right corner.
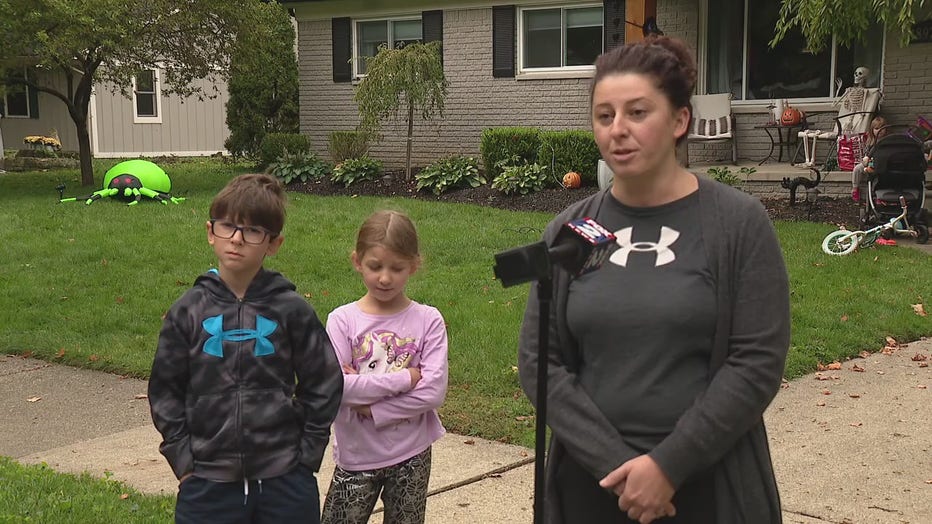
[
  {"x1": 267, "y1": 152, "x2": 331, "y2": 185},
  {"x1": 537, "y1": 130, "x2": 602, "y2": 187},
  {"x1": 330, "y1": 156, "x2": 383, "y2": 187},
  {"x1": 258, "y1": 133, "x2": 309, "y2": 168},
  {"x1": 414, "y1": 155, "x2": 484, "y2": 195},
  {"x1": 328, "y1": 130, "x2": 372, "y2": 163},
  {"x1": 480, "y1": 127, "x2": 541, "y2": 180},
  {"x1": 707, "y1": 166, "x2": 754, "y2": 187},
  {"x1": 491, "y1": 156, "x2": 548, "y2": 195}
]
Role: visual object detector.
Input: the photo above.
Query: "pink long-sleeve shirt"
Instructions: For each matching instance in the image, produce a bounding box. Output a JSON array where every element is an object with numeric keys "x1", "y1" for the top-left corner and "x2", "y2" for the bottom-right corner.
[{"x1": 325, "y1": 301, "x2": 448, "y2": 471}]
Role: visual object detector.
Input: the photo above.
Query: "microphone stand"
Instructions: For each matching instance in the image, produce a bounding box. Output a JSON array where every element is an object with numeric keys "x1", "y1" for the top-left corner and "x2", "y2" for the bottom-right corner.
[{"x1": 532, "y1": 276, "x2": 552, "y2": 524}]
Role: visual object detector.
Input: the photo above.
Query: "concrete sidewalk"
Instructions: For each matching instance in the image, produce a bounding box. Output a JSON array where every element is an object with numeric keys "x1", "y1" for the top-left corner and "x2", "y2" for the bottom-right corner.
[{"x1": 1, "y1": 338, "x2": 929, "y2": 523}]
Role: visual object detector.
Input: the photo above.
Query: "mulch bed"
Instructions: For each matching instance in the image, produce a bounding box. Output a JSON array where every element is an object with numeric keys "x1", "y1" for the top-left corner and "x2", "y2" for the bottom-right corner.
[{"x1": 288, "y1": 171, "x2": 860, "y2": 228}]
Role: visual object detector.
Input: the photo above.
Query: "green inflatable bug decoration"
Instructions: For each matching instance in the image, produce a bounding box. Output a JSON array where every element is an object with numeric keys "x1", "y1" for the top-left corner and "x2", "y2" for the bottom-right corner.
[{"x1": 58, "y1": 159, "x2": 185, "y2": 205}]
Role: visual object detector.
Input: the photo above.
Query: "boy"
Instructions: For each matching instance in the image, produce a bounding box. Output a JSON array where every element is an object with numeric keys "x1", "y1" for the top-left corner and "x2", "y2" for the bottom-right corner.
[{"x1": 148, "y1": 173, "x2": 343, "y2": 523}]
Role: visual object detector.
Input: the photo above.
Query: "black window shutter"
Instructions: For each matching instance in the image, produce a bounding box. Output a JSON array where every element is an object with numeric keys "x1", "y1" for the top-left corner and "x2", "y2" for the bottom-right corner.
[
  {"x1": 422, "y1": 10, "x2": 443, "y2": 65},
  {"x1": 422, "y1": 10, "x2": 443, "y2": 44},
  {"x1": 603, "y1": 0, "x2": 625, "y2": 52},
  {"x1": 332, "y1": 17, "x2": 352, "y2": 83},
  {"x1": 28, "y1": 85, "x2": 38, "y2": 119},
  {"x1": 492, "y1": 5, "x2": 515, "y2": 78}
]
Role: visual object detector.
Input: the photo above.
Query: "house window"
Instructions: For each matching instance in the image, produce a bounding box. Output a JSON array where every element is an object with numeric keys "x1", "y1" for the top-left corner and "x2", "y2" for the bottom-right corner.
[
  {"x1": 519, "y1": 5, "x2": 603, "y2": 71},
  {"x1": 705, "y1": 0, "x2": 883, "y2": 101},
  {"x1": 2, "y1": 70, "x2": 35, "y2": 118},
  {"x1": 354, "y1": 17, "x2": 422, "y2": 76},
  {"x1": 133, "y1": 69, "x2": 161, "y2": 123}
]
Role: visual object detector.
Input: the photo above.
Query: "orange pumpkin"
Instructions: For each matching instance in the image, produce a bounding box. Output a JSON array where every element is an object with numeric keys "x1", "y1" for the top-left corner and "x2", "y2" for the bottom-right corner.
[
  {"x1": 563, "y1": 171, "x2": 581, "y2": 189},
  {"x1": 781, "y1": 107, "x2": 802, "y2": 126}
]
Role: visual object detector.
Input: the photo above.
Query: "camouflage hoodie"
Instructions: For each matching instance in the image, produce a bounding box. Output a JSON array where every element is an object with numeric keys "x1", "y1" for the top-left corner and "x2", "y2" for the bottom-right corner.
[{"x1": 148, "y1": 268, "x2": 343, "y2": 482}]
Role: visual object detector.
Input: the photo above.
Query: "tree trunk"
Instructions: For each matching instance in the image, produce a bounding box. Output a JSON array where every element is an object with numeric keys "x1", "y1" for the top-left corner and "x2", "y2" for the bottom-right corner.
[
  {"x1": 75, "y1": 120, "x2": 94, "y2": 186},
  {"x1": 405, "y1": 101, "x2": 414, "y2": 181}
]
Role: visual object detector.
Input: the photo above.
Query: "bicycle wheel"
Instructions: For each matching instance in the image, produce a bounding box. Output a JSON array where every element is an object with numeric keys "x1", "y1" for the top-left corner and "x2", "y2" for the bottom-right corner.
[
  {"x1": 916, "y1": 224, "x2": 929, "y2": 245},
  {"x1": 860, "y1": 229, "x2": 881, "y2": 248},
  {"x1": 822, "y1": 230, "x2": 859, "y2": 255}
]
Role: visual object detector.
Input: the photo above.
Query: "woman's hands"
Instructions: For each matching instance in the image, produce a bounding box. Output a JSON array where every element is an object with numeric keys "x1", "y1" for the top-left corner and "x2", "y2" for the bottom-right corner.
[
  {"x1": 599, "y1": 455, "x2": 676, "y2": 524},
  {"x1": 341, "y1": 363, "x2": 422, "y2": 418}
]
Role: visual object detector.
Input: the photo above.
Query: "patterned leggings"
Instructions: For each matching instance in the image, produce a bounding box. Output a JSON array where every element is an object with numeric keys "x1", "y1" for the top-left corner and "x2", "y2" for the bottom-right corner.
[{"x1": 321, "y1": 447, "x2": 431, "y2": 524}]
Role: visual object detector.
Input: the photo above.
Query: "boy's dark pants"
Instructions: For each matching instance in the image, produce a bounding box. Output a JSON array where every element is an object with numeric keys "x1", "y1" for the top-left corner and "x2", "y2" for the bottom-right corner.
[{"x1": 176, "y1": 465, "x2": 319, "y2": 524}]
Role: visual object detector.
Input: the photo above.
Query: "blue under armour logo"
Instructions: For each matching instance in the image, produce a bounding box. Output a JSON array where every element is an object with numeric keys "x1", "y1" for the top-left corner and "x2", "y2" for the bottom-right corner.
[{"x1": 202, "y1": 315, "x2": 278, "y2": 358}]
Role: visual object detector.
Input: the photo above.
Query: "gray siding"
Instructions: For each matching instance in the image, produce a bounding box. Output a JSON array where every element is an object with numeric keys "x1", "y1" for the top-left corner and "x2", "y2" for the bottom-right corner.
[
  {"x1": 0, "y1": 71, "x2": 79, "y2": 153},
  {"x1": 93, "y1": 76, "x2": 229, "y2": 157}
]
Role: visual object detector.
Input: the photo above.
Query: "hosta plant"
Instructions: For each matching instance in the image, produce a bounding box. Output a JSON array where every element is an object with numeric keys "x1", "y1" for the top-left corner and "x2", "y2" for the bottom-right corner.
[
  {"x1": 415, "y1": 155, "x2": 485, "y2": 195},
  {"x1": 330, "y1": 156, "x2": 383, "y2": 187}
]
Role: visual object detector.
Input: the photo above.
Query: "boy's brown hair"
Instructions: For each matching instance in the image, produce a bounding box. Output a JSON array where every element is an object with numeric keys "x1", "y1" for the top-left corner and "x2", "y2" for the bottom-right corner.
[{"x1": 209, "y1": 174, "x2": 286, "y2": 235}]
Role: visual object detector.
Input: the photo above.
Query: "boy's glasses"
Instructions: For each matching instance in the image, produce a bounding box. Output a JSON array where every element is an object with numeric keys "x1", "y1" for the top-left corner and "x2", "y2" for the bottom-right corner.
[{"x1": 209, "y1": 219, "x2": 275, "y2": 245}]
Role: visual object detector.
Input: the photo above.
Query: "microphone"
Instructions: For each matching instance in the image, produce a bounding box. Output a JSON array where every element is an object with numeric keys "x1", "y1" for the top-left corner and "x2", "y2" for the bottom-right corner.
[{"x1": 493, "y1": 217, "x2": 616, "y2": 287}]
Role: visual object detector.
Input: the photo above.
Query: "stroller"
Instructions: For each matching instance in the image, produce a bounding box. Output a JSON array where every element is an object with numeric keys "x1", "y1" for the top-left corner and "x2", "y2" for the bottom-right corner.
[{"x1": 860, "y1": 128, "x2": 929, "y2": 244}]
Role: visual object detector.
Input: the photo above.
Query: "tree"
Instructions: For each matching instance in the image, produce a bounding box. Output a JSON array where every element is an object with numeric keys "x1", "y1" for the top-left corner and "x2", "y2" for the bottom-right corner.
[
  {"x1": 771, "y1": 0, "x2": 928, "y2": 51},
  {"x1": 354, "y1": 41, "x2": 449, "y2": 181},
  {"x1": 0, "y1": 0, "x2": 263, "y2": 186},
  {"x1": 224, "y1": 2, "x2": 299, "y2": 161}
]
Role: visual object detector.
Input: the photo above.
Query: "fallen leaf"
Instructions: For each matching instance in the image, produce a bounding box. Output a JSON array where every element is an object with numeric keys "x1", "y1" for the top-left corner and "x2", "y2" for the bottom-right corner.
[
  {"x1": 133, "y1": 394, "x2": 148, "y2": 400},
  {"x1": 115, "y1": 296, "x2": 124, "y2": 304},
  {"x1": 918, "y1": 385, "x2": 928, "y2": 390},
  {"x1": 817, "y1": 362, "x2": 826, "y2": 371},
  {"x1": 55, "y1": 348, "x2": 65, "y2": 359},
  {"x1": 859, "y1": 351, "x2": 871, "y2": 359},
  {"x1": 26, "y1": 396, "x2": 41, "y2": 402},
  {"x1": 120, "y1": 493, "x2": 130, "y2": 500},
  {"x1": 814, "y1": 373, "x2": 832, "y2": 381},
  {"x1": 303, "y1": 293, "x2": 312, "y2": 299},
  {"x1": 925, "y1": 479, "x2": 932, "y2": 484},
  {"x1": 911, "y1": 303, "x2": 927, "y2": 317},
  {"x1": 88, "y1": 354, "x2": 99, "y2": 362},
  {"x1": 463, "y1": 439, "x2": 475, "y2": 445},
  {"x1": 877, "y1": 371, "x2": 886, "y2": 375},
  {"x1": 849, "y1": 422, "x2": 862, "y2": 427},
  {"x1": 848, "y1": 393, "x2": 860, "y2": 398},
  {"x1": 515, "y1": 416, "x2": 529, "y2": 421},
  {"x1": 840, "y1": 314, "x2": 849, "y2": 322},
  {"x1": 816, "y1": 401, "x2": 826, "y2": 406},
  {"x1": 101, "y1": 258, "x2": 108, "y2": 266},
  {"x1": 851, "y1": 363, "x2": 865, "y2": 372},
  {"x1": 826, "y1": 362, "x2": 842, "y2": 370},
  {"x1": 175, "y1": 280, "x2": 189, "y2": 287},
  {"x1": 911, "y1": 353, "x2": 928, "y2": 362},
  {"x1": 822, "y1": 389, "x2": 831, "y2": 395},
  {"x1": 919, "y1": 362, "x2": 929, "y2": 368}
]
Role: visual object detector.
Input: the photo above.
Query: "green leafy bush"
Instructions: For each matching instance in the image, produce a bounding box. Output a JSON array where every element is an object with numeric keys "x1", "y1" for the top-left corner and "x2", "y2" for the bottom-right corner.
[
  {"x1": 480, "y1": 127, "x2": 541, "y2": 180},
  {"x1": 707, "y1": 166, "x2": 755, "y2": 187},
  {"x1": 491, "y1": 156, "x2": 548, "y2": 195},
  {"x1": 330, "y1": 156, "x2": 383, "y2": 187},
  {"x1": 328, "y1": 130, "x2": 371, "y2": 163},
  {"x1": 267, "y1": 152, "x2": 331, "y2": 185},
  {"x1": 258, "y1": 133, "x2": 309, "y2": 168},
  {"x1": 415, "y1": 155, "x2": 485, "y2": 195},
  {"x1": 537, "y1": 130, "x2": 602, "y2": 187}
]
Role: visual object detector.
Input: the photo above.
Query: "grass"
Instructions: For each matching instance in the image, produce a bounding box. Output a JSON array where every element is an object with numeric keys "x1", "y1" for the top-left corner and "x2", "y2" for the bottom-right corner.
[
  {"x1": 1, "y1": 160, "x2": 930, "y2": 520},
  {"x1": 0, "y1": 457, "x2": 174, "y2": 523}
]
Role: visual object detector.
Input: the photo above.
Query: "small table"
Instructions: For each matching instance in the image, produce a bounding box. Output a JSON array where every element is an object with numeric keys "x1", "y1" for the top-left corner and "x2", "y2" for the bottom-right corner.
[{"x1": 755, "y1": 123, "x2": 804, "y2": 165}]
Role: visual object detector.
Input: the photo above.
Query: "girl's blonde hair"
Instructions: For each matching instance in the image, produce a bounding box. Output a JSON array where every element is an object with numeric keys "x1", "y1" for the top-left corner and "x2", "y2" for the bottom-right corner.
[
  {"x1": 869, "y1": 116, "x2": 888, "y2": 142},
  {"x1": 355, "y1": 210, "x2": 420, "y2": 260}
]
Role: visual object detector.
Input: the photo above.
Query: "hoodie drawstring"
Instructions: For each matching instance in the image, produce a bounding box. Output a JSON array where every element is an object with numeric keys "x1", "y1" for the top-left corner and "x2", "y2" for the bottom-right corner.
[{"x1": 243, "y1": 478, "x2": 249, "y2": 506}]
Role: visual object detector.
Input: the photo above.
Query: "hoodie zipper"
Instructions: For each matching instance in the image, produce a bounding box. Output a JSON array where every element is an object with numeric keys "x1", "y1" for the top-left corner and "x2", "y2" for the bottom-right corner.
[{"x1": 235, "y1": 297, "x2": 246, "y2": 480}]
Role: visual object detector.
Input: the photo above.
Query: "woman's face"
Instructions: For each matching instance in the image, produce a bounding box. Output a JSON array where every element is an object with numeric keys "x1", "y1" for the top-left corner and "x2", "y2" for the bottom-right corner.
[{"x1": 591, "y1": 73, "x2": 689, "y2": 180}]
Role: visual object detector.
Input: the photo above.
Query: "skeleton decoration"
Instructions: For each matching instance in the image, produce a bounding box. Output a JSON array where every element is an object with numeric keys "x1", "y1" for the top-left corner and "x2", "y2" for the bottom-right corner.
[
  {"x1": 853, "y1": 67, "x2": 870, "y2": 87},
  {"x1": 835, "y1": 66, "x2": 871, "y2": 129}
]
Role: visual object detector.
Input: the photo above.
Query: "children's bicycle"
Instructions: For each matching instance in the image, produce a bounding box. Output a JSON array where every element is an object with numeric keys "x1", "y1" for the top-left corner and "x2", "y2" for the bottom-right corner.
[{"x1": 822, "y1": 196, "x2": 927, "y2": 255}]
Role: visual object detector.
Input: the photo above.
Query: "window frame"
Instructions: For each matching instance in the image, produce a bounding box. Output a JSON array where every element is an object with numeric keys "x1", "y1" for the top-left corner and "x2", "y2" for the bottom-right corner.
[
  {"x1": 352, "y1": 15, "x2": 423, "y2": 78},
  {"x1": 699, "y1": 0, "x2": 886, "y2": 108},
  {"x1": 516, "y1": 3, "x2": 604, "y2": 74},
  {"x1": 132, "y1": 69, "x2": 162, "y2": 124},
  {"x1": 2, "y1": 68, "x2": 35, "y2": 118}
]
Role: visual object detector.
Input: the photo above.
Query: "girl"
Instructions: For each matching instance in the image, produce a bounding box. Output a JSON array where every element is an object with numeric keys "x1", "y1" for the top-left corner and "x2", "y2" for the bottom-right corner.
[
  {"x1": 851, "y1": 115, "x2": 888, "y2": 202},
  {"x1": 517, "y1": 37, "x2": 790, "y2": 523},
  {"x1": 321, "y1": 210, "x2": 448, "y2": 524}
]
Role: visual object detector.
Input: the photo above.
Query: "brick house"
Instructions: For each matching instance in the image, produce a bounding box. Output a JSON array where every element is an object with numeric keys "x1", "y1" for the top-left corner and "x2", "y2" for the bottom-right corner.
[{"x1": 284, "y1": 0, "x2": 932, "y2": 174}]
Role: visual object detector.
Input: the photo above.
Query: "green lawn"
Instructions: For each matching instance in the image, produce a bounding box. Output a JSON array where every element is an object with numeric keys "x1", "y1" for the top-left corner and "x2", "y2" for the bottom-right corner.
[{"x1": 1, "y1": 160, "x2": 930, "y2": 521}]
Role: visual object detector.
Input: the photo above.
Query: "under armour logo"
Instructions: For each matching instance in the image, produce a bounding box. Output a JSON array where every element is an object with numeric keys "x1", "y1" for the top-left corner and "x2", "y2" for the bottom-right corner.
[
  {"x1": 609, "y1": 226, "x2": 679, "y2": 267},
  {"x1": 202, "y1": 315, "x2": 278, "y2": 358}
]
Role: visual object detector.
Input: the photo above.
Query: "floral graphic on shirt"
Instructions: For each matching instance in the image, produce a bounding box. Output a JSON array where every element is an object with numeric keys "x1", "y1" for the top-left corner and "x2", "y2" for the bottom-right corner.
[{"x1": 351, "y1": 330, "x2": 419, "y2": 374}]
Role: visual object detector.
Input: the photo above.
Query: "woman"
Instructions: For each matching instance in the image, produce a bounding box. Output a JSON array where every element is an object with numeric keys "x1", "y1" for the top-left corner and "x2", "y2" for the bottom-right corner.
[{"x1": 517, "y1": 36, "x2": 790, "y2": 524}]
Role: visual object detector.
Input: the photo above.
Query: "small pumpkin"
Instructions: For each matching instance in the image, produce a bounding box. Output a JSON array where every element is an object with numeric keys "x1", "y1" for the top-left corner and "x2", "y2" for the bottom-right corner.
[
  {"x1": 780, "y1": 107, "x2": 802, "y2": 126},
  {"x1": 562, "y1": 171, "x2": 581, "y2": 189}
]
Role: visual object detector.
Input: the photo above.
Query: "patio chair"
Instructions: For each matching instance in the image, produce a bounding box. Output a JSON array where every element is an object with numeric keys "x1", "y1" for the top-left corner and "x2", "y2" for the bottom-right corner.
[
  {"x1": 794, "y1": 88, "x2": 882, "y2": 167},
  {"x1": 685, "y1": 93, "x2": 736, "y2": 167}
]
